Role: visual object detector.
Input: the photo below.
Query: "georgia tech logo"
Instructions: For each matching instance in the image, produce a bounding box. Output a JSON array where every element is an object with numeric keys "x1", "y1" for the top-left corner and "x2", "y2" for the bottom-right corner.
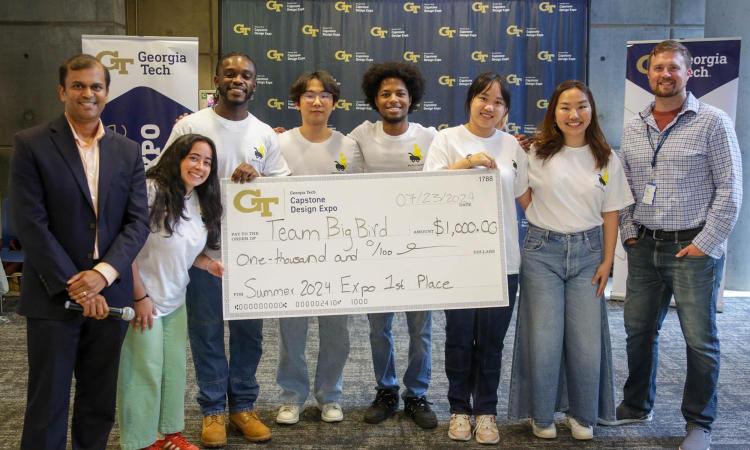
[
  {"x1": 537, "y1": 50, "x2": 554, "y2": 62},
  {"x1": 334, "y1": 1, "x2": 352, "y2": 12},
  {"x1": 403, "y1": 2, "x2": 421, "y2": 13},
  {"x1": 506, "y1": 74, "x2": 521, "y2": 86},
  {"x1": 266, "y1": 0, "x2": 283, "y2": 12},
  {"x1": 506, "y1": 25, "x2": 523, "y2": 36},
  {"x1": 336, "y1": 99, "x2": 352, "y2": 110},
  {"x1": 506, "y1": 122, "x2": 521, "y2": 133},
  {"x1": 539, "y1": 1, "x2": 557, "y2": 13},
  {"x1": 371, "y1": 26, "x2": 388, "y2": 38},
  {"x1": 408, "y1": 144, "x2": 423, "y2": 162},
  {"x1": 403, "y1": 51, "x2": 420, "y2": 63},
  {"x1": 302, "y1": 24, "x2": 320, "y2": 37},
  {"x1": 471, "y1": 2, "x2": 489, "y2": 13},
  {"x1": 536, "y1": 99, "x2": 549, "y2": 109},
  {"x1": 233, "y1": 24, "x2": 252, "y2": 36},
  {"x1": 438, "y1": 75, "x2": 456, "y2": 87},
  {"x1": 234, "y1": 190, "x2": 278, "y2": 217},
  {"x1": 334, "y1": 50, "x2": 353, "y2": 62},
  {"x1": 438, "y1": 26, "x2": 457, "y2": 38},
  {"x1": 267, "y1": 98, "x2": 283, "y2": 110},
  {"x1": 266, "y1": 49, "x2": 284, "y2": 61},
  {"x1": 96, "y1": 50, "x2": 134, "y2": 75},
  {"x1": 471, "y1": 51, "x2": 488, "y2": 62},
  {"x1": 254, "y1": 145, "x2": 266, "y2": 160},
  {"x1": 636, "y1": 54, "x2": 650, "y2": 74},
  {"x1": 437, "y1": 123, "x2": 450, "y2": 130}
]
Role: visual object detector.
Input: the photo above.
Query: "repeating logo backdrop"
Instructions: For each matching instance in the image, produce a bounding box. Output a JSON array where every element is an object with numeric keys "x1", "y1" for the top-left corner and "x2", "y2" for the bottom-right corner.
[{"x1": 221, "y1": 0, "x2": 588, "y2": 133}]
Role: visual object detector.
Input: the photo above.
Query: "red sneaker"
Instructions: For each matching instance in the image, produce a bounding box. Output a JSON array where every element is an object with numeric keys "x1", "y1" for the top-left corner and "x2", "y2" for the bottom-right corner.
[
  {"x1": 162, "y1": 432, "x2": 199, "y2": 450},
  {"x1": 142, "y1": 439, "x2": 166, "y2": 450}
]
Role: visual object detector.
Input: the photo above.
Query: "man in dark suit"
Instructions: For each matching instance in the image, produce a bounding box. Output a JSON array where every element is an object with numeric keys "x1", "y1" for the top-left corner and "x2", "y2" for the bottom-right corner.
[{"x1": 10, "y1": 53, "x2": 149, "y2": 450}]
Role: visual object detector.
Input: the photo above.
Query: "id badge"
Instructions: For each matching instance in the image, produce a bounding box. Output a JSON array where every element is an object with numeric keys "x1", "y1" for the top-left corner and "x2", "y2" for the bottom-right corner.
[{"x1": 642, "y1": 182, "x2": 656, "y2": 205}]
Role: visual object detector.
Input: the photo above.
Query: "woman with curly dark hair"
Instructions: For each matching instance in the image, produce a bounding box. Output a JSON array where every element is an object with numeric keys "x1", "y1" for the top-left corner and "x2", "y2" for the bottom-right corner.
[{"x1": 117, "y1": 134, "x2": 223, "y2": 450}]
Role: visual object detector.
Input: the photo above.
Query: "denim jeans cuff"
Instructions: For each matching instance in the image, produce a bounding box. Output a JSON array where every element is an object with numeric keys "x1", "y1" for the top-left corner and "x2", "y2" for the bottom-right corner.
[
  {"x1": 686, "y1": 423, "x2": 711, "y2": 432},
  {"x1": 202, "y1": 409, "x2": 227, "y2": 417},
  {"x1": 229, "y1": 406, "x2": 256, "y2": 414}
]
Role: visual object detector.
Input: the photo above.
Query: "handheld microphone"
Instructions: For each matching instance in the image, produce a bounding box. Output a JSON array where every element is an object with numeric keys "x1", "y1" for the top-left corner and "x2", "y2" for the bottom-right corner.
[{"x1": 64, "y1": 300, "x2": 135, "y2": 321}]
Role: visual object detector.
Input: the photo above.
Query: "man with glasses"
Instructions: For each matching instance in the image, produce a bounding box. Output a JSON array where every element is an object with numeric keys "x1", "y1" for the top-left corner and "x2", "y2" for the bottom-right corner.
[{"x1": 274, "y1": 70, "x2": 362, "y2": 426}]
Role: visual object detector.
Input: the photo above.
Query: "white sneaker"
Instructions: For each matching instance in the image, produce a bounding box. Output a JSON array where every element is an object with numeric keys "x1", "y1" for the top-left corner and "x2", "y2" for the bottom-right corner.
[
  {"x1": 320, "y1": 402, "x2": 344, "y2": 423},
  {"x1": 448, "y1": 414, "x2": 472, "y2": 441},
  {"x1": 532, "y1": 420, "x2": 557, "y2": 439},
  {"x1": 276, "y1": 405, "x2": 300, "y2": 424},
  {"x1": 565, "y1": 415, "x2": 594, "y2": 440},
  {"x1": 474, "y1": 415, "x2": 500, "y2": 445}
]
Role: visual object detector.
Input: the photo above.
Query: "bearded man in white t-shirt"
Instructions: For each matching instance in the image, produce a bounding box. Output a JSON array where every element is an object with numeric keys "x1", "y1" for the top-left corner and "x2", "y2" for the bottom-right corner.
[
  {"x1": 164, "y1": 52, "x2": 291, "y2": 447},
  {"x1": 348, "y1": 61, "x2": 438, "y2": 429},
  {"x1": 273, "y1": 70, "x2": 362, "y2": 427}
]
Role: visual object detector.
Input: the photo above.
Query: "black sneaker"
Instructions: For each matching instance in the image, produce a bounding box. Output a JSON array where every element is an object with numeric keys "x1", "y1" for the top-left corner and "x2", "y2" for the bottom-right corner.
[
  {"x1": 364, "y1": 388, "x2": 399, "y2": 424},
  {"x1": 404, "y1": 396, "x2": 438, "y2": 429},
  {"x1": 597, "y1": 403, "x2": 653, "y2": 426}
]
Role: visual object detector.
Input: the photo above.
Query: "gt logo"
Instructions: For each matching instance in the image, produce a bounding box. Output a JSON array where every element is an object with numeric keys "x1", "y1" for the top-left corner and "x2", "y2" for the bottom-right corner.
[
  {"x1": 301, "y1": 24, "x2": 320, "y2": 37},
  {"x1": 506, "y1": 122, "x2": 521, "y2": 133},
  {"x1": 403, "y1": 51, "x2": 420, "y2": 63},
  {"x1": 506, "y1": 25, "x2": 523, "y2": 36},
  {"x1": 234, "y1": 190, "x2": 279, "y2": 217},
  {"x1": 438, "y1": 26, "x2": 456, "y2": 38},
  {"x1": 267, "y1": 98, "x2": 283, "y2": 110},
  {"x1": 438, "y1": 75, "x2": 456, "y2": 87},
  {"x1": 266, "y1": 0, "x2": 283, "y2": 12},
  {"x1": 336, "y1": 99, "x2": 352, "y2": 110},
  {"x1": 537, "y1": 99, "x2": 549, "y2": 109},
  {"x1": 233, "y1": 24, "x2": 251, "y2": 36},
  {"x1": 471, "y1": 2, "x2": 489, "y2": 13},
  {"x1": 334, "y1": 1, "x2": 352, "y2": 12},
  {"x1": 539, "y1": 1, "x2": 557, "y2": 13},
  {"x1": 537, "y1": 50, "x2": 554, "y2": 62},
  {"x1": 96, "y1": 50, "x2": 134, "y2": 75},
  {"x1": 403, "y1": 2, "x2": 421, "y2": 13},
  {"x1": 334, "y1": 50, "x2": 352, "y2": 62},
  {"x1": 471, "y1": 51, "x2": 488, "y2": 62},
  {"x1": 506, "y1": 74, "x2": 521, "y2": 86},
  {"x1": 370, "y1": 27, "x2": 388, "y2": 38},
  {"x1": 266, "y1": 49, "x2": 283, "y2": 61}
]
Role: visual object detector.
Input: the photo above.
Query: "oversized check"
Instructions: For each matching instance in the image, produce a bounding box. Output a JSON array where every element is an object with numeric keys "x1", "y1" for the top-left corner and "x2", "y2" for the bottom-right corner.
[{"x1": 221, "y1": 170, "x2": 508, "y2": 320}]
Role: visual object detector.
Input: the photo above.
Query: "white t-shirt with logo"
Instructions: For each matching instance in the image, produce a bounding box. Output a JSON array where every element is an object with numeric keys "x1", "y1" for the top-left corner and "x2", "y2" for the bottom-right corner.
[
  {"x1": 348, "y1": 120, "x2": 437, "y2": 172},
  {"x1": 280, "y1": 128, "x2": 363, "y2": 175},
  {"x1": 165, "y1": 107, "x2": 290, "y2": 179},
  {"x1": 524, "y1": 145, "x2": 634, "y2": 233},
  {"x1": 424, "y1": 125, "x2": 528, "y2": 274},
  {"x1": 165, "y1": 107, "x2": 291, "y2": 259},
  {"x1": 136, "y1": 180, "x2": 207, "y2": 317}
]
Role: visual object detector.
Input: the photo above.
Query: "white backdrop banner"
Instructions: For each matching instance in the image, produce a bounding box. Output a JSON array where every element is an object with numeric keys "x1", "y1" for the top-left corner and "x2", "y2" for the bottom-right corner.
[
  {"x1": 82, "y1": 35, "x2": 199, "y2": 166},
  {"x1": 221, "y1": 171, "x2": 509, "y2": 320}
]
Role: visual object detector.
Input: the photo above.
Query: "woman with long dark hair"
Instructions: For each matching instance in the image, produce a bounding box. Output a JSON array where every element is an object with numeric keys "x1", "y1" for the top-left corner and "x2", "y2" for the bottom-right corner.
[
  {"x1": 117, "y1": 134, "x2": 223, "y2": 450},
  {"x1": 508, "y1": 80, "x2": 633, "y2": 440},
  {"x1": 424, "y1": 72, "x2": 528, "y2": 445}
]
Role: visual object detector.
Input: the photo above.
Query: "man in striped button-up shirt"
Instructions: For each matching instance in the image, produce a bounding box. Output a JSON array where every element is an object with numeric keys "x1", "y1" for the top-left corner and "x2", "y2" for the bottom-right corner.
[{"x1": 608, "y1": 40, "x2": 742, "y2": 450}]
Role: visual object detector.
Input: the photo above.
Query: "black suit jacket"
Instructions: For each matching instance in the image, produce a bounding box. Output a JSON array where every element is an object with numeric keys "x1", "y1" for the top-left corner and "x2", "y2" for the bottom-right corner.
[{"x1": 10, "y1": 114, "x2": 149, "y2": 319}]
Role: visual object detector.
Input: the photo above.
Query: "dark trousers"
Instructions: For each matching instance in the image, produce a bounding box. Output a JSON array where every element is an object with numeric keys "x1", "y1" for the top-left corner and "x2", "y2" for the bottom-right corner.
[
  {"x1": 21, "y1": 316, "x2": 128, "y2": 450},
  {"x1": 444, "y1": 274, "x2": 518, "y2": 415}
]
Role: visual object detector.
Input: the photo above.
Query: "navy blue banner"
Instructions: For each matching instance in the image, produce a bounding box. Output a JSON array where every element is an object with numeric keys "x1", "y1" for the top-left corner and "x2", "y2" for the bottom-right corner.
[{"x1": 220, "y1": 0, "x2": 588, "y2": 133}]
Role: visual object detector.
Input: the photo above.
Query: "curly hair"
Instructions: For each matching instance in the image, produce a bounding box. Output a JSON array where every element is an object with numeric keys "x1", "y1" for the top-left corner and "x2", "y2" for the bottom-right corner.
[
  {"x1": 146, "y1": 134, "x2": 222, "y2": 250},
  {"x1": 215, "y1": 52, "x2": 255, "y2": 76},
  {"x1": 361, "y1": 62, "x2": 425, "y2": 113},
  {"x1": 533, "y1": 80, "x2": 611, "y2": 170}
]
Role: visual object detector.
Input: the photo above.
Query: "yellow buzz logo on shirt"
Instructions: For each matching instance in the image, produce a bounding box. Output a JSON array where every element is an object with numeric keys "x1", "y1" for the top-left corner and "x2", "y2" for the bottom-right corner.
[
  {"x1": 598, "y1": 167, "x2": 609, "y2": 186},
  {"x1": 335, "y1": 152, "x2": 348, "y2": 172},
  {"x1": 409, "y1": 144, "x2": 423, "y2": 162},
  {"x1": 254, "y1": 145, "x2": 266, "y2": 160}
]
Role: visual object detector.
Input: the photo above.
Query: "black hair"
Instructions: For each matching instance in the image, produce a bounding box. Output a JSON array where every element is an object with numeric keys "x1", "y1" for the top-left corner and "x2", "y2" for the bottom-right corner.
[
  {"x1": 215, "y1": 52, "x2": 256, "y2": 75},
  {"x1": 59, "y1": 54, "x2": 110, "y2": 89},
  {"x1": 146, "y1": 134, "x2": 222, "y2": 249},
  {"x1": 361, "y1": 62, "x2": 425, "y2": 112},
  {"x1": 289, "y1": 70, "x2": 340, "y2": 103},
  {"x1": 464, "y1": 72, "x2": 510, "y2": 118}
]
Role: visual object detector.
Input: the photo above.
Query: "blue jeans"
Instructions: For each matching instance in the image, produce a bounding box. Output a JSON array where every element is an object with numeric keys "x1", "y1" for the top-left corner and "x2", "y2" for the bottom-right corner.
[
  {"x1": 186, "y1": 267, "x2": 263, "y2": 416},
  {"x1": 521, "y1": 224, "x2": 604, "y2": 427},
  {"x1": 367, "y1": 310, "x2": 432, "y2": 399},
  {"x1": 277, "y1": 315, "x2": 350, "y2": 406},
  {"x1": 623, "y1": 234, "x2": 723, "y2": 431},
  {"x1": 444, "y1": 274, "x2": 518, "y2": 415}
]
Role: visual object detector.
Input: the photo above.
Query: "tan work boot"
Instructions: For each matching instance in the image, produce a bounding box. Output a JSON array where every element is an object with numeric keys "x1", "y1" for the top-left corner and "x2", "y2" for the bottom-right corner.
[
  {"x1": 200, "y1": 414, "x2": 227, "y2": 448},
  {"x1": 229, "y1": 410, "x2": 272, "y2": 442}
]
